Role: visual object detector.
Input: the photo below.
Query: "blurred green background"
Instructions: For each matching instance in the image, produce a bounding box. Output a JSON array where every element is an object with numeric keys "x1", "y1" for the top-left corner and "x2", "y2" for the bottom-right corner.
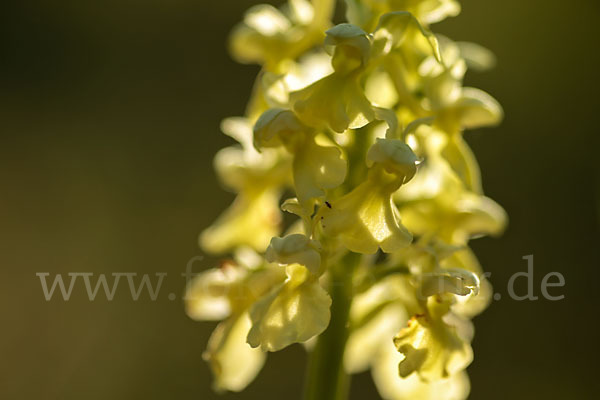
[{"x1": 1, "y1": 0, "x2": 599, "y2": 399}]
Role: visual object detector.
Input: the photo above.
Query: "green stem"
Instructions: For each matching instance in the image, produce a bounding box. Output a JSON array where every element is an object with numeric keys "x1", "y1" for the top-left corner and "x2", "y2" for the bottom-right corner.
[{"x1": 304, "y1": 252, "x2": 360, "y2": 400}]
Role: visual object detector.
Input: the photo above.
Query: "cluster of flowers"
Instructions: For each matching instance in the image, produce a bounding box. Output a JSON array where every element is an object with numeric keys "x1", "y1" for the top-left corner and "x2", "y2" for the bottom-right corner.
[{"x1": 186, "y1": 0, "x2": 506, "y2": 398}]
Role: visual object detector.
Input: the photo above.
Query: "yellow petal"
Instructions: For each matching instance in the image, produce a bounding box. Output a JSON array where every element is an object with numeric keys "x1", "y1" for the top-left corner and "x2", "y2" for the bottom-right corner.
[
  {"x1": 366, "y1": 69, "x2": 400, "y2": 108},
  {"x1": 321, "y1": 170, "x2": 413, "y2": 254},
  {"x1": 254, "y1": 109, "x2": 347, "y2": 205},
  {"x1": 321, "y1": 139, "x2": 418, "y2": 253},
  {"x1": 294, "y1": 137, "x2": 347, "y2": 204},
  {"x1": 453, "y1": 87, "x2": 503, "y2": 129},
  {"x1": 200, "y1": 188, "x2": 282, "y2": 254},
  {"x1": 393, "y1": 313, "x2": 472, "y2": 380},
  {"x1": 373, "y1": 12, "x2": 441, "y2": 61},
  {"x1": 439, "y1": 133, "x2": 483, "y2": 193},
  {"x1": 228, "y1": 0, "x2": 331, "y2": 69},
  {"x1": 203, "y1": 313, "x2": 267, "y2": 392},
  {"x1": 345, "y1": 278, "x2": 409, "y2": 373},
  {"x1": 456, "y1": 41, "x2": 496, "y2": 72},
  {"x1": 291, "y1": 72, "x2": 375, "y2": 132},
  {"x1": 372, "y1": 339, "x2": 470, "y2": 400},
  {"x1": 262, "y1": 51, "x2": 335, "y2": 107},
  {"x1": 347, "y1": 0, "x2": 460, "y2": 31},
  {"x1": 399, "y1": 184, "x2": 507, "y2": 245},
  {"x1": 185, "y1": 267, "x2": 245, "y2": 321},
  {"x1": 247, "y1": 264, "x2": 332, "y2": 351}
]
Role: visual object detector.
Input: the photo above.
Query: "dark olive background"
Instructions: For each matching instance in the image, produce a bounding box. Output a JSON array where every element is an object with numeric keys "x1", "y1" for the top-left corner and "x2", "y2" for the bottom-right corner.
[{"x1": 1, "y1": 0, "x2": 599, "y2": 399}]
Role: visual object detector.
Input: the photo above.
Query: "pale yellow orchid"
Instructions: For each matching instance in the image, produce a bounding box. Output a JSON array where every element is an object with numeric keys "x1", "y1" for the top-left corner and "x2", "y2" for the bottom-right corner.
[
  {"x1": 261, "y1": 50, "x2": 335, "y2": 109},
  {"x1": 390, "y1": 252, "x2": 479, "y2": 382},
  {"x1": 192, "y1": 1, "x2": 506, "y2": 398},
  {"x1": 290, "y1": 15, "x2": 437, "y2": 134},
  {"x1": 229, "y1": 0, "x2": 335, "y2": 71},
  {"x1": 399, "y1": 37, "x2": 502, "y2": 192},
  {"x1": 399, "y1": 182, "x2": 507, "y2": 245},
  {"x1": 384, "y1": 237, "x2": 491, "y2": 318},
  {"x1": 290, "y1": 23, "x2": 377, "y2": 133},
  {"x1": 319, "y1": 138, "x2": 417, "y2": 254},
  {"x1": 185, "y1": 257, "x2": 286, "y2": 392},
  {"x1": 372, "y1": 342, "x2": 470, "y2": 400},
  {"x1": 347, "y1": 0, "x2": 461, "y2": 31},
  {"x1": 254, "y1": 108, "x2": 347, "y2": 209},
  {"x1": 344, "y1": 275, "x2": 413, "y2": 374},
  {"x1": 247, "y1": 263, "x2": 332, "y2": 351},
  {"x1": 394, "y1": 301, "x2": 473, "y2": 381},
  {"x1": 248, "y1": 235, "x2": 331, "y2": 351},
  {"x1": 200, "y1": 117, "x2": 290, "y2": 254},
  {"x1": 343, "y1": 250, "x2": 477, "y2": 396}
]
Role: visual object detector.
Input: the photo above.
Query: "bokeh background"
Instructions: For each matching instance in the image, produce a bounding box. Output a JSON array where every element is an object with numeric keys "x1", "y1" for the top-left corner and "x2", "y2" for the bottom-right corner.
[{"x1": 1, "y1": 0, "x2": 599, "y2": 399}]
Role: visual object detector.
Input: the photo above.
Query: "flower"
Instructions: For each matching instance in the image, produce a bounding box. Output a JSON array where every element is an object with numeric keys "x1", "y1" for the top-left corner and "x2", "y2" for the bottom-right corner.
[
  {"x1": 422, "y1": 37, "x2": 503, "y2": 133},
  {"x1": 372, "y1": 343, "x2": 470, "y2": 400},
  {"x1": 391, "y1": 260, "x2": 478, "y2": 382},
  {"x1": 344, "y1": 275, "x2": 412, "y2": 374},
  {"x1": 185, "y1": 257, "x2": 286, "y2": 391},
  {"x1": 229, "y1": 0, "x2": 334, "y2": 71},
  {"x1": 347, "y1": 0, "x2": 461, "y2": 31},
  {"x1": 261, "y1": 50, "x2": 335, "y2": 109},
  {"x1": 399, "y1": 181, "x2": 507, "y2": 245},
  {"x1": 202, "y1": 313, "x2": 265, "y2": 392},
  {"x1": 247, "y1": 263, "x2": 332, "y2": 351},
  {"x1": 319, "y1": 138, "x2": 418, "y2": 254},
  {"x1": 254, "y1": 108, "x2": 347, "y2": 209},
  {"x1": 200, "y1": 117, "x2": 290, "y2": 254},
  {"x1": 393, "y1": 305, "x2": 473, "y2": 381},
  {"x1": 400, "y1": 36, "x2": 502, "y2": 192},
  {"x1": 289, "y1": 24, "x2": 376, "y2": 133},
  {"x1": 343, "y1": 255, "x2": 476, "y2": 396},
  {"x1": 247, "y1": 235, "x2": 331, "y2": 351},
  {"x1": 289, "y1": 16, "x2": 437, "y2": 134}
]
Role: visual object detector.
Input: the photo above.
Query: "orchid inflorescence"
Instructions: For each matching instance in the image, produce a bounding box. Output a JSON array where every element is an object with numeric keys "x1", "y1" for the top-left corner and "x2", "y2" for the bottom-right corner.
[{"x1": 186, "y1": 1, "x2": 506, "y2": 399}]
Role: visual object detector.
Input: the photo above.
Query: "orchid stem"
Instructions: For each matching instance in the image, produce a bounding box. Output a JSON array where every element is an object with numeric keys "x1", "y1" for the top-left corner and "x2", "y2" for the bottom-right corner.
[{"x1": 304, "y1": 251, "x2": 360, "y2": 400}]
